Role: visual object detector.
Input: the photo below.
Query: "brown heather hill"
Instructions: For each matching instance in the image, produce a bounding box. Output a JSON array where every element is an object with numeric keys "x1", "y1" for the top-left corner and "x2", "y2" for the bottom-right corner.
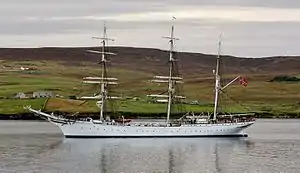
[{"x1": 0, "y1": 47, "x2": 299, "y2": 74}]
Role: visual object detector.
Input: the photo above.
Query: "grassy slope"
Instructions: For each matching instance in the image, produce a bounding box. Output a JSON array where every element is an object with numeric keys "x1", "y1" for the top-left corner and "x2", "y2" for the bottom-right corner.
[{"x1": 0, "y1": 60, "x2": 299, "y2": 116}]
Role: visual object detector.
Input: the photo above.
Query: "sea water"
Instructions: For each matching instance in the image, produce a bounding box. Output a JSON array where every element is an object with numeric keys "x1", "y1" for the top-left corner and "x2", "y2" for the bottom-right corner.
[{"x1": 0, "y1": 119, "x2": 300, "y2": 173}]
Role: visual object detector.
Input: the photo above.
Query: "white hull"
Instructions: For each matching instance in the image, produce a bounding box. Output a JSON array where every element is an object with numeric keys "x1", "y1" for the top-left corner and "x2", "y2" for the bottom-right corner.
[
  {"x1": 26, "y1": 107, "x2": 254, "y2": 138},
  {"x1": 53, "y1": 121, "x2": 254, "y2": 138}
]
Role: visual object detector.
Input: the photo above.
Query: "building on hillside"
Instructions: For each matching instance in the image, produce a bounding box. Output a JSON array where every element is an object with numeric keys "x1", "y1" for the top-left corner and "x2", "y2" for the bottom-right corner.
[
  {"x1": 32, "y1": 91, "x2": 54, "y2": 98},
  {"x1": 20, "y1": 66, "x2": 38, "y2": 71},
  {"x1": 190, "y1": 100, "x2": 200, "y2": 105},
  {"x1": 14, "y1": 92, "x2": 27, "y2": 99}
]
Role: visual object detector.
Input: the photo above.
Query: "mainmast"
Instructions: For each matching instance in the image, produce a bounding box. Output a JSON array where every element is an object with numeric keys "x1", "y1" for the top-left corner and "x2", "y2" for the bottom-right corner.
[
  {"x1": 166, "y1": 24, "x2": 175, "y2": 124},
  {"x1": 213, "y1": 36, "x2": 222, "y2": 121},
  {"x1": 148, "y1": 18, "x2": 185, "y2": 125},
  {"x1": 83, "y1": 23, "x2": 118, "y2": 121},
  {"x1": 99, "y1": 24, "x2": 108, "y2": 121}
]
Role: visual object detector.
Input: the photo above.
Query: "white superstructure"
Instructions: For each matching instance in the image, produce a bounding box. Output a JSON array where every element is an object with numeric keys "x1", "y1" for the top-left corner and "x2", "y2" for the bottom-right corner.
[{"x1": 26, "y1": 22, "x2": 255, "y2": 138}]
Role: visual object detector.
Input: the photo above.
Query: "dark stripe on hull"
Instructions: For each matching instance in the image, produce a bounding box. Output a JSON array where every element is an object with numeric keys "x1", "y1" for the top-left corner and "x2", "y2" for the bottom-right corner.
[{"x1": 65, "y1": 134, "x2": 248, "y2": 138}]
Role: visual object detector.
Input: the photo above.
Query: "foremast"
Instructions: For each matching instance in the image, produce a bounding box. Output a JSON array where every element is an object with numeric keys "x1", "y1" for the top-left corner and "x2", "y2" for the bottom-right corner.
[
  {"x1": 166, "y1": 25, "x2": 178, "y2": 124},
  {"x1": 148, "y1": 20, "x2": 185, "y2": 125},
  {"x1": 83, "y1": 24, "x2": 118, "y2": 121}
]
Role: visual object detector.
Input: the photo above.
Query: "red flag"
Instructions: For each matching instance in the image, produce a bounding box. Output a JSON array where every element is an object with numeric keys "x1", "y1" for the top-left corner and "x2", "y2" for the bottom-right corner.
[{"x1": 239, "y1": 77, "x2": 248, "y2": 86}]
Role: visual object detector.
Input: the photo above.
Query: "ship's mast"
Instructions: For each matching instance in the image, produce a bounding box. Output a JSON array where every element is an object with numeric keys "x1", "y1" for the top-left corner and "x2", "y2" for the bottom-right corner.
[
  {"x1": 83, "y1": 23, "x2": 117, "y2": 121},
  {"x1": 99, "y1": 24, "x2": 108, "y2": 121},
  {"x1": 212, "y1": 36, "x2": 244, "y2": 121},
  {"x1": 166, "y1": 25, "x2": 175, "y2": 124},
  {"x1": 213, "y1": 36, "x2": 222, "y2": 121},
  {"x1": 148, "y1": 18, "x2": 185, "y2": 125}
]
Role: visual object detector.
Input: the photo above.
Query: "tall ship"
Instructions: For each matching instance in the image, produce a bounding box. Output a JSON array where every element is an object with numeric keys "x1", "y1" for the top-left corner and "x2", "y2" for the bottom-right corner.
[{"x1": 26, "y1": 23, "x2": 255, "y2": 138}]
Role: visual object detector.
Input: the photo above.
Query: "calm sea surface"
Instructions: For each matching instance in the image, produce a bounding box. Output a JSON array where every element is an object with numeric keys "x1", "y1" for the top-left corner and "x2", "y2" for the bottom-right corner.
[{"x1": 0, "y1": 119, "x2": 300, "y2": 173}]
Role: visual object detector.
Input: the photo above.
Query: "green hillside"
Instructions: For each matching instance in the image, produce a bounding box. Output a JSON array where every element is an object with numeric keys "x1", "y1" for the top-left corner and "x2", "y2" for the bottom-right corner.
[{"x1": 0, "y1": 59, "x2": 299, "y2": 117}]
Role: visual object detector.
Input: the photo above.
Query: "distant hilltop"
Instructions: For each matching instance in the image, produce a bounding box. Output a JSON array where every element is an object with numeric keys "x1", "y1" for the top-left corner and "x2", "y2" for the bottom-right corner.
[{"x1": 0, "y1": 47, "x2": 299, "y2": 74}]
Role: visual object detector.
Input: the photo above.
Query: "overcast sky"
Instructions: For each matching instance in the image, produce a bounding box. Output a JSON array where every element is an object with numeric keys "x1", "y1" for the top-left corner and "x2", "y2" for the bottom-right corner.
[{"x1": 1, "y1": 0, "x2": 300, "y2": 57}]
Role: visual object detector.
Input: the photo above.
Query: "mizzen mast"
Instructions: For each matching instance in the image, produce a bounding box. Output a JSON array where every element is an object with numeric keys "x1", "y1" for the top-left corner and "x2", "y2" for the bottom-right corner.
[
  {"x1": 83, "y1": 23, "x2": 118, "y2": 121},
  {"x1": 212, "y1": 36, "x2": 244, "y2": 122},
  {"x1": 213, "y1": 36, "x2": 222, "y2": 122}
]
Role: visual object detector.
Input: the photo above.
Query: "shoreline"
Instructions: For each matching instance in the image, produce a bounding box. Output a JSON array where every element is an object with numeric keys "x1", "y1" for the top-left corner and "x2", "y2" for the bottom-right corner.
[{"x1": 0, "y1": 112, "x2": 299, "y2": 120}]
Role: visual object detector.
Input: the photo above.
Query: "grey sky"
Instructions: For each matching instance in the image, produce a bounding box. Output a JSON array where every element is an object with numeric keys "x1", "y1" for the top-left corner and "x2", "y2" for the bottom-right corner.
[{"x1": 1, "y1": 0, "x2": 300, "y2": 57}]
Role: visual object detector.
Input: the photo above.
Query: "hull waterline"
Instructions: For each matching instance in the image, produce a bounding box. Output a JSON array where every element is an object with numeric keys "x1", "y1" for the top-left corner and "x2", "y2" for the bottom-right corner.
[{"x1": 52, "y1": 121, "x2": 254, "y2": 138}]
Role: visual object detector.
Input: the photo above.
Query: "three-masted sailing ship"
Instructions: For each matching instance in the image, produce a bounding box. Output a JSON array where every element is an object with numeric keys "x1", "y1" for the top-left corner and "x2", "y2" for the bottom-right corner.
[{"x1": 26, "y1": 24, "x2": 254, "y2": 138}]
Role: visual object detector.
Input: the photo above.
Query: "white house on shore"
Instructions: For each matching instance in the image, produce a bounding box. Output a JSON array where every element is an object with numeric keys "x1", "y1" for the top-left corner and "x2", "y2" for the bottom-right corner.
[
  {"x1": 32, "y1": 91, "x2": 54, "y2": 98},
  {"x1": 14, "y1": 92, "x2": 27, "y2": 99}
]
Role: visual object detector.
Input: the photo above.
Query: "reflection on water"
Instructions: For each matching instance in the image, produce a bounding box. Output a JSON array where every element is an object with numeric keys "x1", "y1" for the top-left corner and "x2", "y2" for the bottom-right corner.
[
  {"x1": 1, "y1": 120, "x2": 300, "y2": 173},
  {"x1": 64, "y1": 138, "x2": 252, "y2": 173}
]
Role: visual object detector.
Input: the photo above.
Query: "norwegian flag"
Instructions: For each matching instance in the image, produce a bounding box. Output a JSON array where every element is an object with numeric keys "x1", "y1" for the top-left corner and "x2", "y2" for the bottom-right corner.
[{"x1": 239, "y1": 77, "x2": 248, "y2": 86}]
